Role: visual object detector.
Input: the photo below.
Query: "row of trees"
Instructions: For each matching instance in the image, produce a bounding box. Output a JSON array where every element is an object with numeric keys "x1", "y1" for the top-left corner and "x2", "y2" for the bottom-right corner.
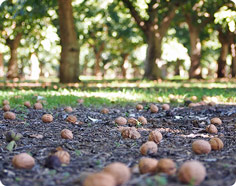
[{"x1": 0, "y1": 0, "x2": 235, "y2": 82}]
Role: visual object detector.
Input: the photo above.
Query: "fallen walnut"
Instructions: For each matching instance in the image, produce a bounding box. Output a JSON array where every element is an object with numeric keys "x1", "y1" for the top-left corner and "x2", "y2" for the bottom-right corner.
[
  {"x1": 54, "y1": 150, "x2": 70, "y2": 164},
  {"x1": 209, "y1": 138, "x2": 223, "y2": 150},
  {"x1": 206, "y1": 124, "x2": 218, "y2": 134},
  {"x1": 61, "y1": 129, "x2": 73, "y2": 139},
  {"x1": 3, "y1": 104, "x2": 10, "y2": 112},
  {"x1": 34, "y1": 102, "x2": 43, "y2": 110},
  {"x1": 2, "y1": 100, "x2": 9, "y2": 105},
  {"x1": 12, "y1": 153, "x2": 35, "y2": 169},
  {"x1": 127, "y1": 117, "x2": 138, "y2": 125},
  {"x1": 192, "y1": 140, "x2": 211, "y2": 154},
  {"x1": 138, "y1": 116, "x2": 147, "y2": 125},
  {"x1": 66, "y1": 115, "x2": 77, "y2": 123},
  {"x1": 178, "y1": 160, "x2": 206, "y2": 185},
  {"x1": 64, "y1": 106, "x2": 73, "y2": 113},
  {"x1": 115, "y1": 117, "x2": 127, "y2": 125},
  {"x1": 101, "y1": 108, "x2": 109, "y2": 114},
  {"x1": 139, "y1": 157, "x2": 158, "y2": 174},
  {"x1": 24, "y1": 101, "x2": 31, "y2": 108},
  {"x1": 83, "y1": 172, "x2": 116, "y2": 186},
  {"x1": 136, "y1": 104, "x2": 143, "y2": 110},
  {"x1": 210, "y1": 117, "x2": 222, "y2": 125},
  {"x1": 121, "y1": 127, "x2": 141, "y2": 139},
  {"x1": 162, "y1": 104, "x2": 170, "y2": 110},
  {"x1": 156, "y1": 158, "x2": 176, "y2": 175},
  {"x1": 103, "y1": 162, "x2": 131, "y2": 185},
  {"x1": 42, "y1": 114, "x2": 53, "y2": 123},
  {"x1": 148, "y1": 130, "x2": 163, "y2": 144},
  {"x1": 140, "y1": 141, "x2": 158, "y2": 155},
  {"x1": 150, "y1": 104, "x2": 158, "y2": 113},
  {"x1": 4, "y1": 111, "x2": 16, "y2": 120}
]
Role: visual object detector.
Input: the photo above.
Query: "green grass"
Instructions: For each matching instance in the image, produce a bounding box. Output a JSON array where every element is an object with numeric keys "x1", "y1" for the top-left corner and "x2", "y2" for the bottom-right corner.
[{"x1": 0, "y1": 79, "x2": 236, "y2": 109}]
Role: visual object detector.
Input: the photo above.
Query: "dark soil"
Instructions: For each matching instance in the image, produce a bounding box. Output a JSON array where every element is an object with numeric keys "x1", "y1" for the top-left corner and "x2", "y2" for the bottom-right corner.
[{"x1": 0, "y1": 103, "x2": 235, "y2": 186}]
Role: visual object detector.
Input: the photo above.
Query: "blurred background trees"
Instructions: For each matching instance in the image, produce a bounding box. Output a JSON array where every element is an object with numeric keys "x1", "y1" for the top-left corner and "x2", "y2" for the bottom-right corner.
[{"x1": 0, "y1": 0, "x2": 235, "y2": 82}]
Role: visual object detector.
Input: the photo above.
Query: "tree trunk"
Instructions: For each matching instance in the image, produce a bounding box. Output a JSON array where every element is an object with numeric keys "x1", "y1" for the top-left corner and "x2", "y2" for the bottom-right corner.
[
  {"x1": 0, "y1": 53, "x2": 4, "y2": 77},
  {"x1": 93, "y1": 43, "x2": 104, "y2": 77},
  {"x1": 217, "y1": 43, "x2": 228, "y2": 78},
  {"x1": 217, "y1": 30, "x2": 229, "y2": 78},
  {"x1": 187, "y1": 25, "x2": 202, "y2": 79},
  {"x1": 231, "y1": 43, "x2": 236, "y2": 77},
  {"x1": 121, "y1": 53, "x2": 129, "y2": 78},
  {"x1": 175, "y1": 59, "x2": 181, "y2": 76},
  {"x1": 143, "y1": 31, "x2": 163, "y2": 80},
  {"x1": 58, "y1": 0, "x2": 80, "y2": 83},
  {"x1": 6, "y1": 33, "x2": 22, "y2": 79}
]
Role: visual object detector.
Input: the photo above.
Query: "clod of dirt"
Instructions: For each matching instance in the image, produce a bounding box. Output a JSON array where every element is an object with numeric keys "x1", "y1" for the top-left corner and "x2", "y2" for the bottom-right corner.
[
  {"x1": 61, "y1": 129, "x2": 73, "y2": 139},
  {"x1": 178, "y1": 160, "x2": 206, "y2": 185},
  {"x1": 115, "y1": 116, "x2": 127, "y2": 125},
  {"x1": 83, "y1": 172, "x2": 116, "y2": 186},
  {"x1": 209, "y1": 138, "x2": 224, "y2": 150},
  {"x1": 192, "y1": 140, "x2": 211, "y2": 154},
  {"x1": 66, "y1": 115, "x2": 77, "y2": 123},
  {"x1": 140, "y1": 141, "x2": 158, "y2": 155},
  {"x1": 54, "y1": 150, "x2": 70, "y2": 164},
  {"x1": 150, "y1": 104, "x2": 158, "y2": 113},
  {"x1": 148, "y1": 130, "x2": 163, "y2": 144},
  {"x1": 24, "y1": 101, "x2": 31, "y2": 108},
  {"x1": 12, "y1": 153, "x2": 35, "y2": 169},
  {"x1": 3, "y1": 111, "x2": 16, "y2": 120},
  {"x1": 121, "y1": 127, "x2": 141, "y2": 139},
  {"x1": 156, "y1": 158, "x2": 176, "y2": 175},
  {"x1": 136, "y1": 104, "x2": 143, "y2": 110},
  {"x1": 101, "y1": 108, "x2": 109, "y2": 114},
  {"x1": 210, "y1": 117, "x2": 222, "y2": 125},
  {"x1": 45, "y1": 155, "x2": 61, "y2": 169},
  {"x1": 103, "y1": 162, "x2": 131, "y2": 185},
  {"x1": 127, "y1": 117, "x2": 138, "y2": 125},
  {"x1": 64, "y1": 106, "x2": 73, "y2": 113},
  {"x1": 138, "y1": 157, "x2": 158, "y2": 174},
  {"x1": 206, "y1": 124, "x2": 218, "y2": 134},
  {"x1": 34, "y1": 102, "x2": 43, "y2": 110},
  {"x1": 2, "y1": 100, "x2": 9, "y2": 105},
  {"x1": 162, "y1": 104, "x2": 170, "y2": 110},
  {"x1": 138, "y1": 116, "x2": 147, "y2": 125},
  {"x1": 42, "y1": 114, "x2": 53, "y2": 123},
  {"x1": 2, "y1": 104, "x2": 10, "y2": 112}
]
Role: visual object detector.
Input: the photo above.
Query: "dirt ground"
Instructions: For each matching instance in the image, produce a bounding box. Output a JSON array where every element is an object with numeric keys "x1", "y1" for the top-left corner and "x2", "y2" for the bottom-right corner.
[{"x1": 0, "y1": 103, "x2": 235, "y2": 186}]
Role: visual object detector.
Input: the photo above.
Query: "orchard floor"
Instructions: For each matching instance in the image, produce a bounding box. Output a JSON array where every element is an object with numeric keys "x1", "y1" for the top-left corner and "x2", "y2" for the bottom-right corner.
[{"x1": 0, "y1": 103, "x2": 235, "y2": 186}]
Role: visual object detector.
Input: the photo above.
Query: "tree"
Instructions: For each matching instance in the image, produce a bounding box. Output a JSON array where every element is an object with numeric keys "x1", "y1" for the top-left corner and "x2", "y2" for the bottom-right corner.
[
  {"x1": 214, "y1": 4, "x2": 236, "y2": 77},
  {"x1": 181, "y1": 0, "x2": 232, "y2": 79},
  {"x1": 0, "y1": 0, "x2": 50, "y2": 79},
  {"x1": 58, "y1": 0, "x2": 80, "y2": 83},
  {"x1": 120, "y1": 0, "x2": 185, "y2": 80}
]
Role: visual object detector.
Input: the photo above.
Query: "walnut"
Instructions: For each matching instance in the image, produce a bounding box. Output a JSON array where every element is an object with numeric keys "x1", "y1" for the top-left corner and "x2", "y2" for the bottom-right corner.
[
  {"x1": 84, "y1": 172, "x2": 116, "y2": 186},
  {"x1": 192, "y1": 140, "x2": 211, "y2": 154},
  {"x1": 12, "y1": 153, "x2": 35, "y2": 169},
  {"x1": 140, "y1": 141, "x2": 158, "y2": 155},
  {"x1": 4, "y1": 111, "x2": 16, "y2": 120},
  {"x1": 42, "y1": 114, "x2": 53, "y2": 123},
  {"x1": 139, "y1": 157, "x2": 158, "y2": 174},
  {"x1": 209, "y1": 138, "x2": 223, "y2": 150},
  {"x1": 148, "y1": 130, "x2": 162, "y2": 144},
  {"x1": 127, "y1": 117, "x2": 138, "y2": 125},
  {"x1": 178, "y1": 160, "x2": 206, "y2": 185},
  {"x1": 156, "y1": 158, "x2": 176, "y2": 175},
  {"x1": 64, "y1": 106, "x2": 73, "y2": 113},
  {"x1": 138, "y1": 116, "x2": 147, "y2": 125},
  {"x1": 54, "y1": 150, "x2": 70, "y2": 164},
  {"x1": 210, "y1": 117, "x2": 222, "y2": 125},
  {"x1": 24, "y1": 101, "x2": 31, "y2": 108},
  {"x1": 121, "y1": 127, "x2": 141, "y2": 139},
  {"x1": 3, "y1": 104, "x2": 10, "y2": 112},
  {"x1": 34, "y1": 102, "x2": 43, "y2": 110},
  {"x1": 150, "y1": 104, "x2": 158, "y2": 113},
  {"x1": 206, "y1": 124, "x2": 218, "y2": 134},
  {"x1": 136, "y1": 104, "x2": 143, "y2": 110},
  {"x1": 61, "y1": 129, "x2": 73, "y2": 139},
  {"x1": 101, "y1": 108, "x2": 109, "y2": 114},
  {"x1": 115, "y1": 117, "x2": 127, "y2": 125},
  {"x1": 66, "y1": 115, "x2": 77, "y2": 123},
  {"x1": 103, "y1": 162, "x2": 131, "y2": 185}
]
